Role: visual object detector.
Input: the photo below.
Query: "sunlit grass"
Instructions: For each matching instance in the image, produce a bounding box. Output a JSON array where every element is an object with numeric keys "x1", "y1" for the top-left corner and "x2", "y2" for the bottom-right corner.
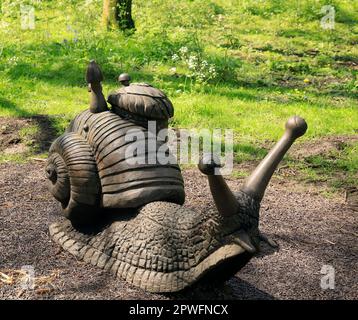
[{"x1": 0, "y1": 0, "x2": 357, "y2": 189}]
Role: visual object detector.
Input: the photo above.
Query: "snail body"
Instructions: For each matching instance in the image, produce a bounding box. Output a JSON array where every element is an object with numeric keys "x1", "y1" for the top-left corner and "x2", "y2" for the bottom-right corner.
[{"x1": 46, "y1": 61, "x2": 307, "y2": 292}]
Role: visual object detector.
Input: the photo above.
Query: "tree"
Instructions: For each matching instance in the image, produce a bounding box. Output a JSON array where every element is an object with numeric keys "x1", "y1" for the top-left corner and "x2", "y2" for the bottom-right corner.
[{"x1": 102, "y1": 0, "x2": 135, "y2": 31}]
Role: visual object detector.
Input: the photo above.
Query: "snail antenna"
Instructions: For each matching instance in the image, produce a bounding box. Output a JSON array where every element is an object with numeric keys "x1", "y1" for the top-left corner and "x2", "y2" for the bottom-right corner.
[
  {"x1": 242, "y1": 116, "x2": 307, "y2": 202},
  {"x1": 198, "y1": 153, "x2": 240, "y2": 217},
  {"x1": 86, "y1": 60, "x2": 108, "y2": 113}
]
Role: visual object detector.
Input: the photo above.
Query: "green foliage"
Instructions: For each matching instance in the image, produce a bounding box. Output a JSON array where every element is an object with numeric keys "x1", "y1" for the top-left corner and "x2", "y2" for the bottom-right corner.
[
  {"x1": 0, "y1": 0, "x2": 357, "y2": 189},
  {"x1": 287, "y1": 140, "x2": 358, "y2": 188},
  {"x1": 19, "y1": 124, "x2": 39, "y2": 147}
]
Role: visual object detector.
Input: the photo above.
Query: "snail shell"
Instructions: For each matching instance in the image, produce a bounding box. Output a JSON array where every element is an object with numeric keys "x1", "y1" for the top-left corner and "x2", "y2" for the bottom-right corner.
[
  {"x1": 45, "y1": 132, "x2": 101, "y2": 225},
  {"x1": 67, "y1": 110, "x2": 185, "y2": 209}
]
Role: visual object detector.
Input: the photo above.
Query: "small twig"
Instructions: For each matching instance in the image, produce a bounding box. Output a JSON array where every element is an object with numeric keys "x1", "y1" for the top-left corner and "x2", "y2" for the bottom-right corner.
[
  {"x1": 16, "y1": 289, "x2": 25, "y2": 298},
  {"x1": 0, "y1": 272, "x2": 13, "y2": 284},
  {"x1": 324, "y1": 239, "x2": 335, "y2": 245},
  {"x1": 31, "y1": 158, "x2": 46, "y2": 162},
  {"x1": 277, "y1": 165, "x2": 289, "y2": 173},
  {"x1": 35, "y1": 288, "x2": 52, "y2": 295}
]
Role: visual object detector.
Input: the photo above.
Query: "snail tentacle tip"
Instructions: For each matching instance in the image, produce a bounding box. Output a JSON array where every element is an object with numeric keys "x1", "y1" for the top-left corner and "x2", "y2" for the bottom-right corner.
[
  {"x1": 285, "y1": 115, "x2": 308, "y2": 138},
  {"x1": 198, "y1": 153, "x2": 222, "y2": 175},
  {"x1": 118, "y1": 73, "x2": 131, "y2": 86},
  {"x1": 86, "y1": 60, "x2": 104, "y2": 84}
]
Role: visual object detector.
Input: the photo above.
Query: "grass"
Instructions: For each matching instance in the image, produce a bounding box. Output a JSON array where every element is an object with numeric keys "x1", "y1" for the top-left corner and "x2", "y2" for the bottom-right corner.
[
  {"x1": 19, "y1": 124, "x2": 39, "y2": 146},
  {"x1": 298, "y1": 142, "x2": 358, "y2": 188},
  {"x1": 0, "y1": 0, "x2": 357, "y2": 190},
  {"x1": 0, "y1": 152, "x2": 29, "y2": 163}
]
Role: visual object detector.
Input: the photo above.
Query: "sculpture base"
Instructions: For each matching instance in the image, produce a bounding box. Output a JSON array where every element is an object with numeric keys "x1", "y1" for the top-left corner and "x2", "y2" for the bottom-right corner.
[{"x1": 49, "y1": 202, "x2": 253, "y2": 293}]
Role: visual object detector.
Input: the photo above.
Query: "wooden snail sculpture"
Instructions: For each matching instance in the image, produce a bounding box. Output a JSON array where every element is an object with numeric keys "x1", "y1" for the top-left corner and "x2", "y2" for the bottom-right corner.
[{"x1": 46, "y1": 61, "x2": 307, "y2": 293}]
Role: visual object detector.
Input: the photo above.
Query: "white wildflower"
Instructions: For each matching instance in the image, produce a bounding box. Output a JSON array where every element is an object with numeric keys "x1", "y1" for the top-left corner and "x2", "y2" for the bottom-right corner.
[
  {"x1": 8, "y1": 56, "x2": 19, "y2": 65},
  {"x1": 201, "y1": 60, "x2": 208, "y2": 68},
  {"x1": 188, "y1": 55, "x2": 198, "y2": 70},
  {"x1": 171, "y1": 53, "x2": 179, "y2": 62},
  {"x1": 208, "y1": 65, "x2": 217, "y2": 78},
  {"x1": 179, "y1": 46, "x2": 188, "y2": 56}
]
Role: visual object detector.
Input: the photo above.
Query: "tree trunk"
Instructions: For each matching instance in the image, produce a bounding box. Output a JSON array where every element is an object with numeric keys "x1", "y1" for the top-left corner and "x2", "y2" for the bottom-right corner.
[{"x1": 102, "y1": 0, "x2": 135, "y2": 30}]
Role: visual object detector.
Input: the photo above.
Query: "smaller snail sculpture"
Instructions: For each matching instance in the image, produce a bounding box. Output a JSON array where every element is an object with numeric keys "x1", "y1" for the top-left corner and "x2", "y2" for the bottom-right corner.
[{"x1": 47, "y1": 61, "x2": 307, "y2": 293}]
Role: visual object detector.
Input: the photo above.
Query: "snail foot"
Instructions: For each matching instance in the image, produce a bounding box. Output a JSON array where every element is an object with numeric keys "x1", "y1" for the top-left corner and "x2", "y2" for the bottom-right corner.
[
  {"x1": 232, "y1": 230, "x2": 256, "y2": 253},
  {"x1": 258, "y1": 232, "x2": 279, "y2": 248}
]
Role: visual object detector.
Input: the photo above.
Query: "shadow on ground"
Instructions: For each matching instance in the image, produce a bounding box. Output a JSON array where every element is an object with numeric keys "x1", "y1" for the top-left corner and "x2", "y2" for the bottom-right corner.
[{"x1": 0, "y1": 114, "x2": 58, "y2": 155}]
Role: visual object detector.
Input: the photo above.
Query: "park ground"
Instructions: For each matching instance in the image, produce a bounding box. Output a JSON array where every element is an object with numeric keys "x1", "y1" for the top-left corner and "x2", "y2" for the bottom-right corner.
[
  {"x1": 0, "y1": 161, "x2": 357, "y2": 299},
  {"x1": 0, "y1": 0, "x2": 357, "y2": 299}
]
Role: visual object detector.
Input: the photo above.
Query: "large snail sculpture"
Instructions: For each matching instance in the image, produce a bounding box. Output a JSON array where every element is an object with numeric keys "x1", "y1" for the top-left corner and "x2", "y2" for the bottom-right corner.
[{"x1": 46, "y1": 61, "x2": 307, "y2": 293}]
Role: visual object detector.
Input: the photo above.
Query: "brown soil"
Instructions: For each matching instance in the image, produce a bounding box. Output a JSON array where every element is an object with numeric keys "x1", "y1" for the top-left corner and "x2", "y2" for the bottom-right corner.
[
  {"x1": 0, "y1": 116, "x2": 57, "y2": 155},
  {"x1": 0, "y1": 118, "x2": 28, "y2": 154},
  {"x1": 0, "y1": 162, "x2": 357, "y2": 300},
  {"x1": 290, "y1": 135, "x2": 358, "y2": 160}
]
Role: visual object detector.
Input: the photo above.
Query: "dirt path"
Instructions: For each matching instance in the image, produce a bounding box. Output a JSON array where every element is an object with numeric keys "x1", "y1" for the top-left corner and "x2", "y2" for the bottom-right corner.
[{"x1": 0, "y1": 162, "x2": 357, "y2": 300}]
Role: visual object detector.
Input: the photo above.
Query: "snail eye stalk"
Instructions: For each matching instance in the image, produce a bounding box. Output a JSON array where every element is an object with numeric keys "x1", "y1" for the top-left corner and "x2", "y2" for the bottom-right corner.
[{"x1": 86, "y1": 60, "x2": 108, "y2": 113}]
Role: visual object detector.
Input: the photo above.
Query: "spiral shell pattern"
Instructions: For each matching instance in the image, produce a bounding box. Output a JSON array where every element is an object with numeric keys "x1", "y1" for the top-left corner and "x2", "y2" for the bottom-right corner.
[{"x1": 46, "y1": 132, "x2": 101, "y2": 225}]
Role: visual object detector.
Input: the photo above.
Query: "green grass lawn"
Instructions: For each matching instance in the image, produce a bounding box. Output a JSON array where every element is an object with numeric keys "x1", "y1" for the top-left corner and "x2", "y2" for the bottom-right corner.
[{"x1": 0, "y1": 0, "x2": 357, "y2": 188}]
